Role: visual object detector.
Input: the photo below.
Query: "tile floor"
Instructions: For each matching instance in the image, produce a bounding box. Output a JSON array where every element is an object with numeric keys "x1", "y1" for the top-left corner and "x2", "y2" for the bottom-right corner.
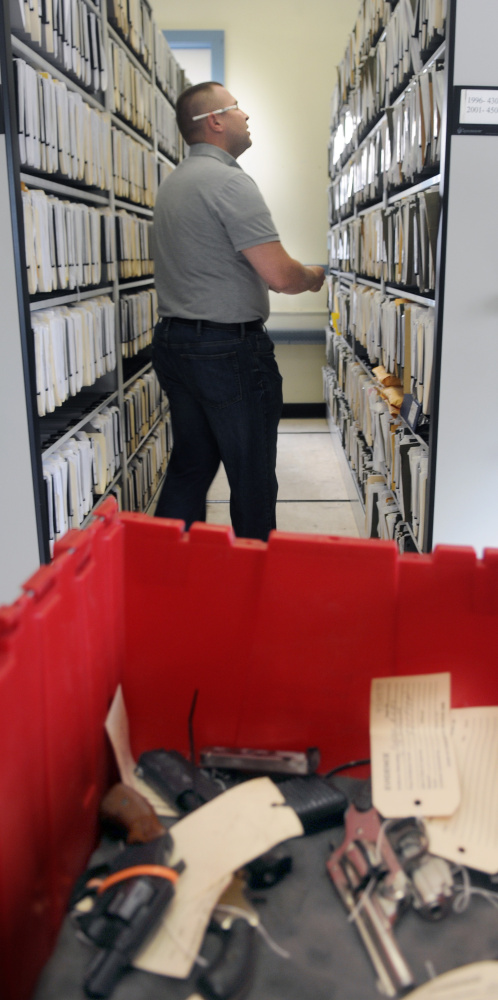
[{"x1": 206, "y1": 417, "x2": 363, "y2": 538}]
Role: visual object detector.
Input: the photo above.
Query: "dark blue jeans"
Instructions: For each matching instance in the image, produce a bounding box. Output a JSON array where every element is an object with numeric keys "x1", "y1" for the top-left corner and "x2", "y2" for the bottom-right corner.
[{"x1": 151, "y1": 317, "x2": 283, "y2": 541}]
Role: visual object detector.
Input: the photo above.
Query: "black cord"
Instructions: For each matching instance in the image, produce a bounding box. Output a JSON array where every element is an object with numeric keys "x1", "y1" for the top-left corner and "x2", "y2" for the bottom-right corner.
[
  {"x1": 188, "y1": 688, "x2": 198, "y2": 766},
  {"x1": 324, "y1": 757, "x2": 371, "y2": 778}
]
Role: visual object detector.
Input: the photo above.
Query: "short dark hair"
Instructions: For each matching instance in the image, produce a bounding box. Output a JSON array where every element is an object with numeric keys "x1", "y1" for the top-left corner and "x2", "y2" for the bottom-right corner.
[{"x1": 176, "y1": 81, "x2": 224, "y2": 144}]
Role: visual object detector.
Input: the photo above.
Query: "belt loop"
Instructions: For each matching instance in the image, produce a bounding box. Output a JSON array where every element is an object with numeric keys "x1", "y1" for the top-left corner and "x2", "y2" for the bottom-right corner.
[
  {"x1": 240, "y1": 322, "x2": 246, "y2": 338},
  {"x1": 196, "y1": 320, "x2": 202, "y2": 337}
]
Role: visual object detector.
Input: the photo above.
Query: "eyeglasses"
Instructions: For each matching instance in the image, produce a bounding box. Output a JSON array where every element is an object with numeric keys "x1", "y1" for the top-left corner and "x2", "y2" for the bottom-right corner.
[{"x1": 192, "y1": 103, "x2": 239, "y2": 121}]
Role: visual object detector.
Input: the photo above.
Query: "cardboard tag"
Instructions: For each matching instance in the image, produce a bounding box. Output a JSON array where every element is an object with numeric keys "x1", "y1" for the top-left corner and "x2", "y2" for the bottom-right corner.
[{"x1": 370, "y1": 672, "x2": 460, "y2": 817}]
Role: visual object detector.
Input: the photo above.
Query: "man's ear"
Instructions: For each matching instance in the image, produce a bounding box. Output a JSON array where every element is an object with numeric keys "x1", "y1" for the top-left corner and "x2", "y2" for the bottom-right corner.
[{"x1": 206, "y1": 114, "x2": 224, "y2": 134}]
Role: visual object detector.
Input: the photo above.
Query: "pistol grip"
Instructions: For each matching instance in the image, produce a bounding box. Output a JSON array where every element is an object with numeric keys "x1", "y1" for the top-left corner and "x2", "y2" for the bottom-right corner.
[
  {"x1": 197, "y1": 919, "x2": 255, "y2": 1000},
  {"x1": 100, "y1": 783, "x2": 165, "y2": 844}
]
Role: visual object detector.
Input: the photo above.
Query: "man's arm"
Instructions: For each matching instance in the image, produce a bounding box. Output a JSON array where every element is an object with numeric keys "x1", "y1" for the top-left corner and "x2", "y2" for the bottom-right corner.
[{"x1": 241, "y1": 241, "x2": 325, "y2": 294}]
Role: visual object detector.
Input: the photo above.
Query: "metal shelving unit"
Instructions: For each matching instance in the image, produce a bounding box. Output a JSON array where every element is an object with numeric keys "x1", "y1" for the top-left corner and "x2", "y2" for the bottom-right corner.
[{"x1": 0, "y1": 0, "x2": 186, "y2": 579}]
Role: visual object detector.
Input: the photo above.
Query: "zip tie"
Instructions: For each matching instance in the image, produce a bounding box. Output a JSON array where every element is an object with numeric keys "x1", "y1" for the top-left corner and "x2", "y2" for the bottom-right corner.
[
  {"x1": 214, "y1": 904, "x2": 291, "y2": 960},
  {"x1": 92, "y1": 865, "x2": 180, "y2": 895},
  {"x1": 256, "y1": 920, "x2": 291, "y2": 960},
  {"x1": 452, "y1": 865, "x2": 498, "y2": 915},
  {"x1": 425, "y1": 960, "x2": 437, "y2": 980}
]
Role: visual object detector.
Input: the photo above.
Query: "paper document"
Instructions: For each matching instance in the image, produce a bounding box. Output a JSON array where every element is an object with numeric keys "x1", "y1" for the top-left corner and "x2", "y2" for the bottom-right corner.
[
  {"x1": 105, "y1": 685, "x2": 177, "y2": 816},
  {"x1": 370, "y1": 673, "x2": 460, "y2": 817},
  {"x1": 134, "y1": 777, "x2": 303, "y2": 978},
  {"x1": 425, "y1": 707, "x2": 498, "y2": 873},
  {"x1": 407, "y1": 961, "x2": 498, "y2": 999}
]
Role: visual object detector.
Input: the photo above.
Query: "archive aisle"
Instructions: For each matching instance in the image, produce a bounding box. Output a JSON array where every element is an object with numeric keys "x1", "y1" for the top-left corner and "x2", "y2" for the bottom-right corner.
[
  {"x1": 0, "y1": 0, "x2": 186, "y2": 599},
  {"x1": 324, "y1": 0, "x2": 498, "y2": 554}
]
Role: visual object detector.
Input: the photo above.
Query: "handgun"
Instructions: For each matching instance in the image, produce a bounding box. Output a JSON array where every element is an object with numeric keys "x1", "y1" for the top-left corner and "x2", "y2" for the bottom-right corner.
[
  {"x1": 136, "y1": 748, "x2": 221, "y2": 812},
  {"x1": 196, "y1": 917, "x2": 256, "y2": 1000},
  {"x1": 327, "y1": 804, "x2": 454, "y2": 997},
  {"x1": 76, "y1": 784, "x2": 185, "y2": 998}
]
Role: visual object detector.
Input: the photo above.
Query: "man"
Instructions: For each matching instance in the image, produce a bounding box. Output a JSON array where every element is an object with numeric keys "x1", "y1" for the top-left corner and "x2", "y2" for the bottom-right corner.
[{"x1": 151, "y1": 81, "x2": 325, "y2": 541}]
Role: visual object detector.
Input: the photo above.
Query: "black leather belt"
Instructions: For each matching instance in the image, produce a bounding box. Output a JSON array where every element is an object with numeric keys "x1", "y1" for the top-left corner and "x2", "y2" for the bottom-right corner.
[{"x1": 162, "y1": 317, "x2": 264, "y2": 332}]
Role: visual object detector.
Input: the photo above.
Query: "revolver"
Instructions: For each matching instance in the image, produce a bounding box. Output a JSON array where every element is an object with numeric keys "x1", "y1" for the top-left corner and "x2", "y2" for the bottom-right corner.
[
  {"x1": 327, "y1": 803, "x2": 454, "y2": 997},
  {"x1": 73, "y1": 784, "x2": 184, "y2": 998}
]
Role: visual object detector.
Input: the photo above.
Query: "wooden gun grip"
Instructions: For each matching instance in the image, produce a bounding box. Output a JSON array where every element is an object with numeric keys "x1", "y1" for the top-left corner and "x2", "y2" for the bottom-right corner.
[{"x1": 100, "y1": 782, "x2": 165, "y2": 843}]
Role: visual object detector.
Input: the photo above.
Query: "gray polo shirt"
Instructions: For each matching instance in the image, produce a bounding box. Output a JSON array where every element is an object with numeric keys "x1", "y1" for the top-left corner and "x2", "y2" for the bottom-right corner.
[{"x1": 152, "y1": 144, "x2": 280, "y2": 323}]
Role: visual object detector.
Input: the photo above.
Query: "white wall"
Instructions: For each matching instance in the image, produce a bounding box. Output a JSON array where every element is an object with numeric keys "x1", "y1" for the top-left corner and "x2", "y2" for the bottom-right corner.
[{"x1": 151, "y1": 0, "x2": 359, "y2": 319}]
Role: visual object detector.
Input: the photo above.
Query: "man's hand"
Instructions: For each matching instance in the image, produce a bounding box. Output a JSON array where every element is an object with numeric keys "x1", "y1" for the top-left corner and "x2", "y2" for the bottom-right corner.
[{"x1": 306, "y1": 265, "x2": 326, "y2": 292}]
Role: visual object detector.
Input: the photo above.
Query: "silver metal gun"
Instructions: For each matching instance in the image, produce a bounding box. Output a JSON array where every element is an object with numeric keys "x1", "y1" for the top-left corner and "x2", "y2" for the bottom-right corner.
[{"x1": 327, "y1": 804, "x2": 454, "y2": 997}]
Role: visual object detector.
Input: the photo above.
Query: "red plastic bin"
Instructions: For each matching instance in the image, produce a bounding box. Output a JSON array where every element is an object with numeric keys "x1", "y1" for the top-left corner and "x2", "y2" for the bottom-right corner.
[{"x1": 0, "y1": 499, "x2": 497, "y2": 1000}]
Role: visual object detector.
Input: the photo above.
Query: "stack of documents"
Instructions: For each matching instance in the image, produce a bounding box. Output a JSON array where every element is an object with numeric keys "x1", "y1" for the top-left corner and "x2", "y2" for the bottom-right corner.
[
  {"x1": 326, "y1": 273, "x2": 353, "y2": 348},
  {"x1": 154, "y1": 25, "x2": 180, "y2": 104},
  {"x1": 22, "y1": 186, "x2": 117, "y2": 294},
  {"x1": 329, "y1": 0, "x2": 446, "y2": 184},
  {"x1": 357, "y1": 38, "x2": 387, "y2": 134},
  {"x1": 128, "y1": 419, "x2": 170, "y2": 512},
  {"x1": 107, "y1": 0, "x2": 131, "y2": 50},
  {"x1": 42, "y1": 405, "x2": 122, "y2": 552},
  {"x1": 385, "y1": 65, "x2": 444, "y2": 187},
  {"x1": 123, "y1": 371, "x2": 163, "y2": 459},
  {"x1": 32, "y1": 295, "x2": 116, "y2": 417},
  {"x1": 329, "y1": 223, "x2": 352, "y2": 274},
  {"x1": 408, "y1": 305, "x2": 434, "y2": 415},
  {"x1": 354, "y1": 128, "x2": 384, "y2": 210},
  {"x1": 328, "y1": 166, "x2": 355, "y2": 226},
  {"x1": 391, "y1": 428, "x2": 429, "y2": 537},
  {"x1": 112, "y1": 127, "x2": 158, "y2": 207},
  {"x1": 347, "y1": 284, "x2": 434, "y2": 415},
  {"x1": 108, "y1": 0, "x2": 153, "y2": 72},
  {"x1": 329, "y1": 104, "x2": 358, "y2": 179},
  {"x1": 324, "y1": 320, "x2": 431, "y2": 548},
  {"x1": 385, "y1": 0, "x2": 422, "y2": 102},
  {"x1": 115, "y1": 210, "x2": 153, "y2": 280},
  {"x1": 329, "y1": 185, "x2": 440, "y2": 293},
  {"x1": 329, "y1": 59, "x2": 444, "y2": 219},
  {"x1": 109, "y1": 38, "x2": 153, "y2": 138},
  {"x1": 120, "y1": 287, "x2": 157, "y2": 358},
  {"x1": 11, "y1": 0, "x2": 107, "y2": 94},
  {"x1": 385, "y1": 0, "x2": 445, "y2": 104},
  {"x1": 155, "y1": 89, "x2": 180, "y2": 162},
  {"x1": 15, "y1": 59, "x2": 112, "y2": 189},
  {"x1": 385, "y1": 188, "x2": 440, "y2": 291},
  {"x1": 352, "y1": 0, "x2": 387, "y2": 68},
  {"x1": 366, "y1": 478, "x2": 402, "y2": 539}
]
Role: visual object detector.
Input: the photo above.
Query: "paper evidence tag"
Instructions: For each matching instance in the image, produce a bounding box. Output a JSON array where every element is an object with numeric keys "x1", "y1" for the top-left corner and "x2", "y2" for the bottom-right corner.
[
  {"x1": 370, "y1": 672, "x2": 460, "y2": 818},
  {"x1": 407, "y1": 961, "x2": 498, "y2": 999},
  {"x1": 425, "y1": 706, "x2": 498, "y2": 873}
]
